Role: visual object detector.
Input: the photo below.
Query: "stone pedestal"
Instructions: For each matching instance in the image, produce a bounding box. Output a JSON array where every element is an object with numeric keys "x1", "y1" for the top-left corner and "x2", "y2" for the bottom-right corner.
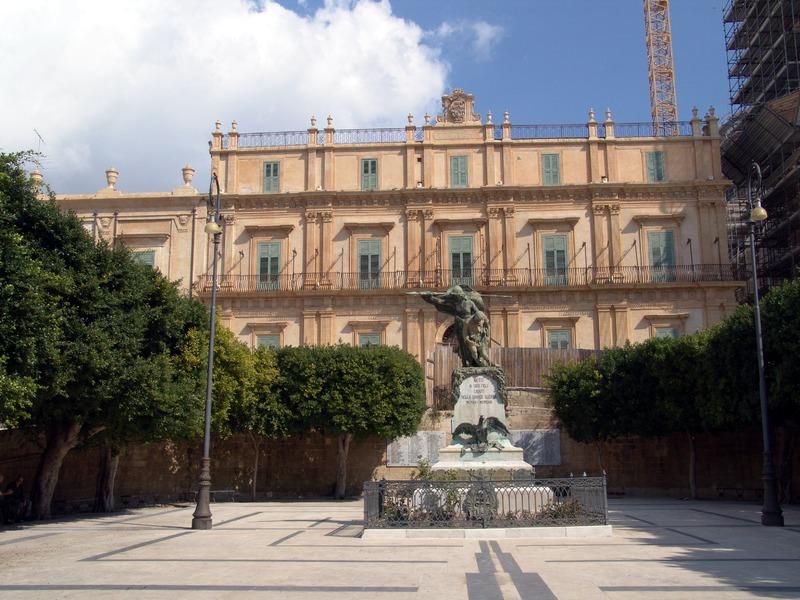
[{"x1": 432, "y1": 366, "x2": 532, "y2": 473}]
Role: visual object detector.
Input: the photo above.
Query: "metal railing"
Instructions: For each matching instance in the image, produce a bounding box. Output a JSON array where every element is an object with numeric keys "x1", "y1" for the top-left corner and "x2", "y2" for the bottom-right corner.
[
  {"x1": 333, "y1": 128, "x2": 406, "y2": 144},
  {"x1": 219, "y1": 121, "x2": 701, "y2": 149},
  {"x1": 363, "y1": 477, "x2": 608, "y2": 529},
  {"x1": 614, "y1": 121, "x2": 694, "y2": 137},
  {"x1": 194, "y1": 264, "x2": 744, "y2": 295},
  {"x1": 511, "y1": 124, "x2": 590, "y2": 139},
  {"x1": 238, "y1": 131, "x2": 309, "y2": 148}
]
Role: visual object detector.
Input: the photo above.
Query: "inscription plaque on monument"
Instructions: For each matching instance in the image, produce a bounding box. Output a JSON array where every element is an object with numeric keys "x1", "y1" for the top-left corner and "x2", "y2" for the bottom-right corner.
[
  {"x1": 452, "y1": 373, "x2": 506, "y2": 433},
  {"x1": 510, "y1": 429, "x2": 561, "y2": 466},
  {"x1": 386, "y1": 432, "x2": 447, "y2": 467}
]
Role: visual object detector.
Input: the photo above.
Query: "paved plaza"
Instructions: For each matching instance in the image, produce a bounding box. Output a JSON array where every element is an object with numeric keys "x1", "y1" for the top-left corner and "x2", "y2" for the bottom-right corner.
[{"x1": 0, "y1": 497, "x2": 799, "y2": 599}]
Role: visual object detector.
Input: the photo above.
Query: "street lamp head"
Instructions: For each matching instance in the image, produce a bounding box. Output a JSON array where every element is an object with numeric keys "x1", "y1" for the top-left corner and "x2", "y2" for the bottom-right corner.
[
  {"x1": 204, "y1": 219, "x2": 222, "y2": 235},
  {"x1": 750, "y1": 201, "x2": 768, "y2": 222}
]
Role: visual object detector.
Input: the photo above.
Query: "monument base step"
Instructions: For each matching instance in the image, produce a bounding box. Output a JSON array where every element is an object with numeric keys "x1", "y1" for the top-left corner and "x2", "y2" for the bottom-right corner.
[{"x1": 431, "y1": 444, "x2": 533, "y2": 472}]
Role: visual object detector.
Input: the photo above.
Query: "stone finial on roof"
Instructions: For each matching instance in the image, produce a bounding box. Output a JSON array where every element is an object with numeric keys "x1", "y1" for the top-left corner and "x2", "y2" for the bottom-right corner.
[
  {"x1": 424, "y1": 112, "x2": 431, "y2": 125},
  {"x1": 310, "y1": 115, "x2": 317, "y2": 127},
  {"x1": 327, "y1": 115, "x2": 333, "y2": 127},
  {"x1": 502, "y1": 111, "x2": 510, "y2": 124},
  {"x1": 486, "y1": 110, "x2": 493, "y2": 124},
  {"x1": 105, "y1": 167, "x2": 119, "y2": 189},
  {"x1": 215, "y1": 120, "x2": 221, "y2": 131},
  {"x1": 588, "y1": 107, "x2": 596, "y2": 123},
  {"x1": 692, "y1": 106, "x2": 699, "y2": 119},
  {"x1": 231, "y1": 120, "x2": 238, "y2": 131},
  {"x1": 407, "y1": 113, "x2": 414, "y2": 124},
  {"x1": 605, "y1": 108, "x2": 613, "y2": 122},
  {"x1": 182, "y1": 164, "x2": 195, "y2": 186},
  {"x1": 30, "y1": 169, "x2": 43, "y2": 187}
]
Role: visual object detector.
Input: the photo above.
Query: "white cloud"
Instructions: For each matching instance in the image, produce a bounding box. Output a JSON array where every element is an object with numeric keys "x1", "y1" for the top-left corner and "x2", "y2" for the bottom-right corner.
[
  {"x1": 430, "y1": 19, "x2": 504, "y2": 61},
  {"x1": 0, "y1": 0, "x2": 448, "y2": 193}
]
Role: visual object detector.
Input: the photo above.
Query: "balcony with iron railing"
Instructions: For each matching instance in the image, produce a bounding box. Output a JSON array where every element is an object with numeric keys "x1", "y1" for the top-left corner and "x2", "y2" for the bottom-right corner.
[{"x1": 194, "y1": 264, "x2": 744, "y2": 296}]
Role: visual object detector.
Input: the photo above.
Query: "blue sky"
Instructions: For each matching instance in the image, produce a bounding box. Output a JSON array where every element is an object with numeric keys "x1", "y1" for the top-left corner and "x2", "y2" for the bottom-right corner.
[
  {"x1": 291, "y1": 0, "x2": 731, "y2": 123},
  {"x1": 1, "y1": 0, "x2": 731, "y2": 193}
]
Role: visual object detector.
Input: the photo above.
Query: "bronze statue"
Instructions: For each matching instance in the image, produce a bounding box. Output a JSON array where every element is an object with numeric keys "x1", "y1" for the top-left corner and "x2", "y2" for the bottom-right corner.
[
  {"x1": 453, "y1": 415, "x2": 510, "y2": 451},
  {"x1": 411, "y1": 285, "x2": 493, "y2": 367}
]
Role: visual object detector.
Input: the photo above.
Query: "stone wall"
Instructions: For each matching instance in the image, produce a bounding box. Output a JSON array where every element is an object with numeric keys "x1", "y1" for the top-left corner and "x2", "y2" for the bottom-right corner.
[{"x1": 1, "y1": 387, "x2": 797, "y2": 512}]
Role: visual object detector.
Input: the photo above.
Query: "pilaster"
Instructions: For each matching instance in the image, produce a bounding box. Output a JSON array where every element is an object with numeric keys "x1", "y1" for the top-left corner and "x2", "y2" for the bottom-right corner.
[
  {"x1": 487, "y1": 206, "x2": 503, "y2": 279},
  {"x1": 502, "y1": 206, "x2": 516, "y2": 275},
  {"x1": 608, "y1": 203, "x2": 622, "y2": 275},
  {"x1": 320, "y1": 210, "x2": 333, "y2": 280},
  {"x1": 591, "y1": 204, "x2": 609, "y2": 270},
  {"x1": 405, "y1": 209, "x2": 421, "y2": 281},
  {"x1": 422, "y1": 209, "x2": 435, "y2": 273}
]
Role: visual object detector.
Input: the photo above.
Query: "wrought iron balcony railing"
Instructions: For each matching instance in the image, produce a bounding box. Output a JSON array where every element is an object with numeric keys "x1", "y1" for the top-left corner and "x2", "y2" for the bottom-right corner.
[{"x1": 194, "y1": 264, "x2": 744, "y2": 294}]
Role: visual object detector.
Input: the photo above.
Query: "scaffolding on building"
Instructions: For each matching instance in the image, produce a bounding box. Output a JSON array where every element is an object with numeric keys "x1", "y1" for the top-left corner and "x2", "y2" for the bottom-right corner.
[{"x1": 722, "y1": 0, "x2": 800, "y2": 298}]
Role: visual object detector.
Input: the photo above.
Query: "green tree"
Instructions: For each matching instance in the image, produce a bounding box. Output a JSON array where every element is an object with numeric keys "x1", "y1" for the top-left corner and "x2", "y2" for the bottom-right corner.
[
  {"x1": 226, "y1": 347, "x2": 290, "y2": 500},
  {"x1": 0, "y1": 152, "x2": 208, "y2": 517},
  {"x1": 276, "y1": 345, "x2": 426, "y2": 499}
]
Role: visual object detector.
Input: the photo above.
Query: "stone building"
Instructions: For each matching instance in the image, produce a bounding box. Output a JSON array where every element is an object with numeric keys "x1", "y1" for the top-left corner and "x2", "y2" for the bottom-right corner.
[{"x1": 56, "y1": 90, "x2": 740, "y2": 385}]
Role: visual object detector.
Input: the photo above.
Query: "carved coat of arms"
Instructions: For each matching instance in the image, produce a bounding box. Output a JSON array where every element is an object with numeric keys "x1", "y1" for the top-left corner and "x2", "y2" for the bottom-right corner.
[{"x1": 439, "y1": 88, "x2": 480, "y2": 125}]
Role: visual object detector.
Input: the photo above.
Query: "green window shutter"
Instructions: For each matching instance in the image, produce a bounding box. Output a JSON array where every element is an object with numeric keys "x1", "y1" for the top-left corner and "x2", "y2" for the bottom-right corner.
[
  {"x1": 449, "y1": 235, "x2": 473, "y2": 284},
  {"x1": 256, "y1": 334, "x2": 280, "y2": 349},
  {"x1": 258, "y1": 242, "x2": 281, "y2": 287},
  {"x1": 543, "y1": 234, "x2": 567, "y2": 284},
  {"x1": 648, "y1": 231, "x2": 675, "y2": 268},
  {"x1": 359, "y1": 333, "x2": 381, "y2": 347},
  {"x1": 263, "y1": 162, "x2": 280, "y2": 193},
  {"x1": 548, "y1": 329, "x2": 571, "y2": 349},
  {"x1": 361, "y1": 159, "x2": 378, "y2": 190},
  {"x1": 450, "y1": 156, "x2": 468, "y2": 188},
  {"x1": 648, "y1": 230, "x2": 675, "y2": 282},
  {"x1": 542, "y1": 154, "x2": 560, "y2": 185},
  {"x1": 654, "y1": 327, "x2": 678, "y2": 339},
  {"x1": 646, "y1": 152, "x2": 665, "y2": 182},
  {"x1": 358, "y1": 239, "x2": 381, "y2": 287},
  {"x1": 132, "y1": 250, "x2": 155, "y2": 268}
]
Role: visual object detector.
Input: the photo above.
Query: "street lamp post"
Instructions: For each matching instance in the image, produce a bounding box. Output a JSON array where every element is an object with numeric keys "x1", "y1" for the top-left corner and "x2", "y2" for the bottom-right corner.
[
  {"x1": 746, "y1": 162, "x2": 783, "y2": 527},
  {"x1": 192, "y1": 172, "x2": 222, "y2": 530}
]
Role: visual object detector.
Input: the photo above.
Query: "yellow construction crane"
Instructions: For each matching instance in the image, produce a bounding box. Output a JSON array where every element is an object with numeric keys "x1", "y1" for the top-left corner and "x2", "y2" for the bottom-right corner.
[{"x1": 644, "y1": 0, "x2": 679, "y2": 134}]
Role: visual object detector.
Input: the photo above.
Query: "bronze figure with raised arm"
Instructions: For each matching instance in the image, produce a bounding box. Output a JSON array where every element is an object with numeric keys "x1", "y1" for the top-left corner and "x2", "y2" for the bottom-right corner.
[{"x1": 410, "y1": 285, "x2": 493, "y2": 367}]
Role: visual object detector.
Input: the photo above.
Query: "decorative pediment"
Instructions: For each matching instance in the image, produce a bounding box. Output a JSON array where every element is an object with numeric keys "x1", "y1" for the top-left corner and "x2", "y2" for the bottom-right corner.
[{"x1": 438, "y1": 88, "x2": 481, "y2": 126}]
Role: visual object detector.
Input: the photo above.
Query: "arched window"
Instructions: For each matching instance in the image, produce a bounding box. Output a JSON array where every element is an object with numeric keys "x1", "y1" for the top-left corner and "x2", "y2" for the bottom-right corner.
[{"x1": 442, "y1": 324, "x2": 458, "y2": 347}]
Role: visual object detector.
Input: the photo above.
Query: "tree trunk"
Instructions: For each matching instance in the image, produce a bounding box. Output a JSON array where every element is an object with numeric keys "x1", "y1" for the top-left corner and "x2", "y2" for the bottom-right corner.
[
  {"x1": 94, "y1": 443, "x2": 121, "y2": 513},
  {"x1": 32, "y1": 420, "x2": 83, "y2": 519},
  {"x1": 334, "y1": 433, "x2": 353, "y2": 500},
  {"x1": 687, "y1": 432, "x2": 697, "y2": 500},
  {"x1": 248, "y1": 432, "x2": 262, "y2": 502},
  {"x1": 594, "y1": 440, "x2": 606, "y2": 475}
]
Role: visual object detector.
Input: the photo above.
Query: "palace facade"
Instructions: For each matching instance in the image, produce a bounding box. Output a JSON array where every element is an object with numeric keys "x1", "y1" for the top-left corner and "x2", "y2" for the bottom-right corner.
[{"x1": 55, "y1": 90, "x2": 740, "y2": 376}]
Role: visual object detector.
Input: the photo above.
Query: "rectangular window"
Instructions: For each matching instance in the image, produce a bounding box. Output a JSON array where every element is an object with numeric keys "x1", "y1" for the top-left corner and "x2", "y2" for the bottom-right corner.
[
  {"x1": 358, "y1": 239, "x2": 381, "y2": 289},
  {"x1": 648, "y1": 230, "x2": 675, "y2": 282},
  {"x1": 542, "y1": 234, "x2": 568, "y2": 285},
  {"x1": 361, "y1": 158, "x2": 378, "y2": 190},
  {"x1": 359, "y1": 333, "x2": 381, "y2": 347},
  {"x1": 132, "y1": 250, "x2": 155, "y2": 268},
  {"x1": 450, "y1": 155, "x2": 468, "y2": 188},
  {"x1": 654, "y1": 326, "x2": 679, "y2": 339},
  {"x1": 449, "y1": 235, "x2": 473, "y2": 285},
  {"x1": 541, "y1": 153, "x2": 561, "y2": 186},
  {"x1": 548, "y1": 329, "x2": 571, "y2": 349},
  {"x1": 256, "y1": 334, "x2": 280, "y2": 349},
  {"x1": 258, "y1": 241, "x2": 281, "y2": 289},
  {"x1": 646, "y1": 151, "x2": 665, "y2": 182},
  {"x1": 263, "y1": 161, "x2": 280, "y2": 193}
]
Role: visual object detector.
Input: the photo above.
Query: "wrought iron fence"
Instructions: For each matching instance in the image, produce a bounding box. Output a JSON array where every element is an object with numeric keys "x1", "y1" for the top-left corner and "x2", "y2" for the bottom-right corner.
[
  {"x1": 194, "y1": 264, "x2": 744, "y2": 295},
  {"x1": 363, "y1": 477, "x2": 608, "y2": 528}
]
